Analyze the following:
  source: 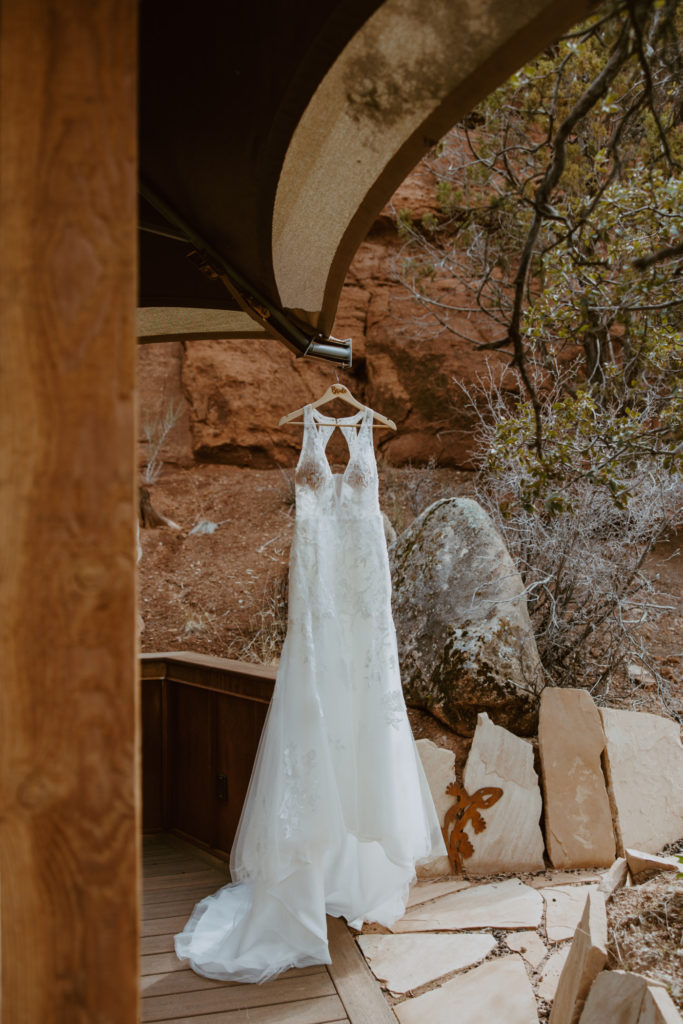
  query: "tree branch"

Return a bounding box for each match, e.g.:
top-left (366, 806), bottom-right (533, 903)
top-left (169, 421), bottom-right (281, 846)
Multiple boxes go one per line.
top-left (632, 239), bottom-right (683, 270)
top-left (508, 20), bottom-right (632, 456)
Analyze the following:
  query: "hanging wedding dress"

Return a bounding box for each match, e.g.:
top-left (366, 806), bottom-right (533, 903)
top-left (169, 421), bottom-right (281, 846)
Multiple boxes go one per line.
top-left (175, 404), bottom-right (445, 982)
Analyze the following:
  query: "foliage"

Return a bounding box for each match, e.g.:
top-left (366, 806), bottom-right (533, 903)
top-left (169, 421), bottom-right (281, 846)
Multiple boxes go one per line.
top-left (378, 456), bottom-right (454, 533)
top-left (395, 0), bottom-right (683, 693)
top-left (463, 363), bottom-right (682, 698)
top-left (397, 0), bottom-right (682, 467)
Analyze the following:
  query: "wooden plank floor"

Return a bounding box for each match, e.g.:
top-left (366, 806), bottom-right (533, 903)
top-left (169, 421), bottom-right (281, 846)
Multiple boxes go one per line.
top-left (141, 835), bottom-right (396, 1024)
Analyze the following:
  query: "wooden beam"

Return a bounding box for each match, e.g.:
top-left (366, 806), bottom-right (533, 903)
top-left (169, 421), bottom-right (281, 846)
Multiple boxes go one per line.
top-left (327, 917), bottom-right (397, 1024)
top-left (0, 1), bottom-right (139, 1021)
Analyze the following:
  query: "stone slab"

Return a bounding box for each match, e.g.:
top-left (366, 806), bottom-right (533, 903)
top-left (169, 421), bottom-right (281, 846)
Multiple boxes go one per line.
top-left (543, 885), bottom-right (599, 942)
top-left (625, 849), bottom-right (681, 881)
top-left (406, 878), bottom-right (471, 909)
top-left (392, 878), bottom-right (543, 933)
top-left (462, 712), bottom-right (545, 873)
top-left (357, 932), bottom-right (495, 993)
top-left (415, 739), bottom-right (456, 877)
top-left (537, 947), bottom-right (571, 1001)
top-left (505, 931), bottom-right (548, 968)
top-left (639, 985), bottom-right (683, 1024)
top-left (598, 858), bottom-right (628, 896)
top-left (527, 871), bottom-right (602, 889)
top-left (394, 954), bottom-right (538, 1024)
top-left (601, 708), bottom-right (683, 854)
top-left (578, 970), bottom-right (648, 1024)
top-left (539, 689), bottom-right (616, 869)
top-left (549, 889), bottom-right (607, 1024)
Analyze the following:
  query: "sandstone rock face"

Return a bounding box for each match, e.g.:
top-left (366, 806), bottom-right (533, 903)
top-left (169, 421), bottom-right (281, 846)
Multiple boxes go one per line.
top-left (137, 164), bottom-right (505, 471)
top-left (415, 738), bottom-right (456, 877)
top-left (549, 890), bottom-right (607, 1024)
top-left (600, 708), bottom-right (683, 855)
top-left (462, 712), bottom-right (545, 873)
top-left (181, 338), bottom-right (334, 467)
top-left (539, 689), bottom-right (616, 869)
top-left (390, 498), bottom-right (543, 737)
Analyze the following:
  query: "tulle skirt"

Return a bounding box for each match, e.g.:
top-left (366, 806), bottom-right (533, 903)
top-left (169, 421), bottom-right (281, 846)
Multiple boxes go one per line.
top-left (175, 518), bottom-right (445, 983)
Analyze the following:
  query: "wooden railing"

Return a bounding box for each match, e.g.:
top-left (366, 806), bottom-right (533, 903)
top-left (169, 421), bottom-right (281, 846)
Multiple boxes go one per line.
top-left (141, 652), bottom-right (276, 860)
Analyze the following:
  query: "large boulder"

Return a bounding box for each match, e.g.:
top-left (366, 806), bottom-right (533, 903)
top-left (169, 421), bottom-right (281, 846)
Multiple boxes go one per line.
top-left (389, 497), bottom-right (543, 736)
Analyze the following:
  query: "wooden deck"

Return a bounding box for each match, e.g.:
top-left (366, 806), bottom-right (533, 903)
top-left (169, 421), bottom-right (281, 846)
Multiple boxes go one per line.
top-left (142, 835), bottom-right (396, 1024)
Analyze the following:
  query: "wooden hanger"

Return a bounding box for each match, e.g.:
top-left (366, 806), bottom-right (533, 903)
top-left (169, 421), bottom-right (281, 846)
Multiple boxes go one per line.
top-left (278, 383), bottom-right (396, 430)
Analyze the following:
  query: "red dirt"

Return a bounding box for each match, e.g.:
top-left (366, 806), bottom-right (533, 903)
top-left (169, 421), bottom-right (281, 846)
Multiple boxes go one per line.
top-left (139, 461), bottom-right (682, 725)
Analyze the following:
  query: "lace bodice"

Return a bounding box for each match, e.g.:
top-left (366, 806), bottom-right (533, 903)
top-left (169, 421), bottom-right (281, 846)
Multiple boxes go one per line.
top-left (294, 405), bottom-right (378, 518)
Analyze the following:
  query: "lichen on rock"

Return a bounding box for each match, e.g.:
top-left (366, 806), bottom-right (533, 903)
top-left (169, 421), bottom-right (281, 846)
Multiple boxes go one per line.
top-left (389, 497), bottom-right (543, 736)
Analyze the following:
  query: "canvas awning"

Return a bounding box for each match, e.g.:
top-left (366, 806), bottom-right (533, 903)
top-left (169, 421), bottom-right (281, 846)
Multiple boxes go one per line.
top-left (138, 0), bottom-right (591, 364)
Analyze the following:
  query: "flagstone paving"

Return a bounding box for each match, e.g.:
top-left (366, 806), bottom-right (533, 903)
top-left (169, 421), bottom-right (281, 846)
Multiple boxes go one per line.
top-left (393, 954), bottom-right (539, 1024)
top-left (356, 870), bottom-right (613, 1023)
top-left (404, 877), bottom-right (471, 909)
top-left (504, 931), bottom-right (548, 969)
top-left (537, 947), bottom-right (570, 1001)
top-left (356, 861), bottom-right (683, 1023)
top-left (542, 884), bottom-right (599, 942)
top-left (357, 933), bottom-right (495, 994)
top-left (390, 878), bottom-right (543, 933)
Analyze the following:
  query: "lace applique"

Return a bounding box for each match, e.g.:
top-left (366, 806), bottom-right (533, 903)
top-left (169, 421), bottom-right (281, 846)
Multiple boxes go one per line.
top-left (344, 459), bottom-right (372, 490)
top-left (327, 733), bottom-right (347, 751)
top-left (381, 690), bottom-right (407, 729)
top-left (278, 745), bottom-right (319, 839)
top-left (295, 458), bottom-right (327, 491)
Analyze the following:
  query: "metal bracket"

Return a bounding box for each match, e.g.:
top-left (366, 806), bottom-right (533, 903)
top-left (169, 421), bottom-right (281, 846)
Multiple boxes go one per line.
top-left (139, 181), bottom-right (352, 366)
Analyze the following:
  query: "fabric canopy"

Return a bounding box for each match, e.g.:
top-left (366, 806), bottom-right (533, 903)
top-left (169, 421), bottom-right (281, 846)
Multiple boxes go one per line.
top-left (138, 0), bottom-right (589, 363)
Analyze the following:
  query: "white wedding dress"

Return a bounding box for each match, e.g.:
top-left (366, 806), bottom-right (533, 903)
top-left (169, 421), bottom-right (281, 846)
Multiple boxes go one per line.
top-left (175, 404), bottom-right (444, 982)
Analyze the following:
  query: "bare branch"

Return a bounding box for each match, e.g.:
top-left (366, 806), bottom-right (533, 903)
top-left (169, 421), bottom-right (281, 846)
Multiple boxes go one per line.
top-left (632, 239), bottom-right (683, 270)
top-left (625, 0), bottom-right (679, 168)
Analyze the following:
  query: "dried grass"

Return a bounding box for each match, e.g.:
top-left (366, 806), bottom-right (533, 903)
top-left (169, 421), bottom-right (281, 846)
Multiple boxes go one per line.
top-left (606, 874), bottom-right (683, 1010)
top-left (377, 458), bottom-right (473, 534)
top-left (224, 569), bottom-right (289, 666)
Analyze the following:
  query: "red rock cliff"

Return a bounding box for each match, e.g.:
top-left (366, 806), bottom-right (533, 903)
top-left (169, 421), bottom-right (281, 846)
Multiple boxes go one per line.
top-left (138, 161), bottom-right (502, 470)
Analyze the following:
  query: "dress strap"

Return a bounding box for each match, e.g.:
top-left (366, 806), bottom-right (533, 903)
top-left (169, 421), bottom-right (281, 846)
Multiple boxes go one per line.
top-left (301, 404), bottom-right (314, 445)
top-left (358, 404), bottom-right (373, 446)
top-left (363, 405), bottom-right (374, 431)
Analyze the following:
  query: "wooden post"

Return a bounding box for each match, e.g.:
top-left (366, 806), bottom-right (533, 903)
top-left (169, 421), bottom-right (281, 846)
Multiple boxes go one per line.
top-left (0, 2), bottom-right (139, 1021)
